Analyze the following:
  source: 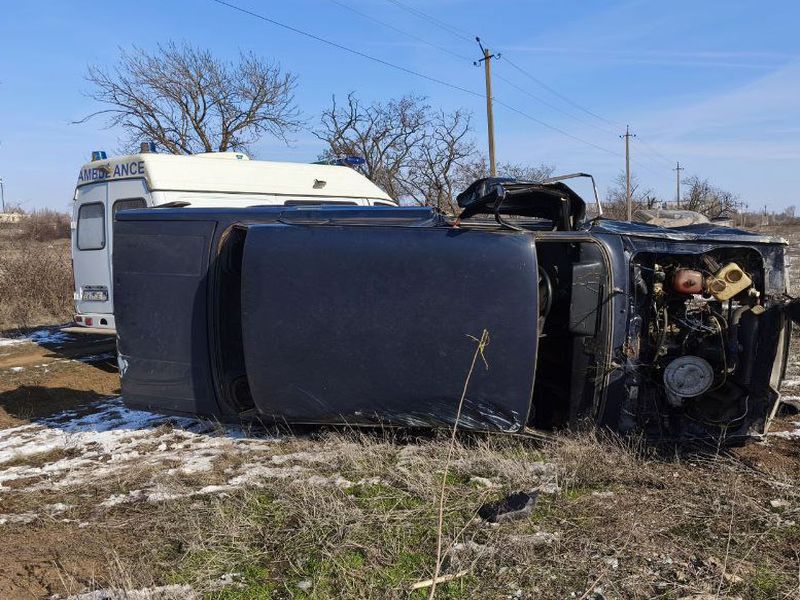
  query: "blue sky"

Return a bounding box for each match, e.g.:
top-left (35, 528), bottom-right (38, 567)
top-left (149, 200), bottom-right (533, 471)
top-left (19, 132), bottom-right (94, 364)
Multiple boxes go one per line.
top-left (1, 0), bottom-right (798, 211)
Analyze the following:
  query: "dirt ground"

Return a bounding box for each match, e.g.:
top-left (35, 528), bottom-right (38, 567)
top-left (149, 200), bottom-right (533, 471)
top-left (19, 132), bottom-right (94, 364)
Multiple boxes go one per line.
top-left (0, 326), bottom-right (798, 599)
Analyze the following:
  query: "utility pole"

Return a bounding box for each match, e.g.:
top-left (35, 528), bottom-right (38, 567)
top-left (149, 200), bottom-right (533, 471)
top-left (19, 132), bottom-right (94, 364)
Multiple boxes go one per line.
top-left (0, 177), bottom-right (4, 213)
top-left (620, 125), bottom-right (636, 220)
top-left (673, 161), bottom-right (684, 208)
top-left (474, 37), bottom-right (500, 177)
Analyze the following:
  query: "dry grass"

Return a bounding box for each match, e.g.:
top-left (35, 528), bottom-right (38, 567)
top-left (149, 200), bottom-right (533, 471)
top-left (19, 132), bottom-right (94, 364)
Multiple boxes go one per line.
top-left (48, 429), bottom-right (794, 600)
top-left (0, 446), bottom-right (81, 468)
top-left (0, 234), bottom-right (73, 331)
top-left (15, 209), bottom-right (71, 242)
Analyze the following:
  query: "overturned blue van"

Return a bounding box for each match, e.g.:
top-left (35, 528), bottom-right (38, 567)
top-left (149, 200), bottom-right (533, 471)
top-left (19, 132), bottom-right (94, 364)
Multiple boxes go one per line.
top-left (113, 178), bottom-right (794, 441)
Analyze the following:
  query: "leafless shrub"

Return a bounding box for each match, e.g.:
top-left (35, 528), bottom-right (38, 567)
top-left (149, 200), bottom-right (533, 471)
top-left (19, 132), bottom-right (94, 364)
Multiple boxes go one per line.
top-left (681, 175), bottom-right (742, 219)
top-left (0, 239), bottom-right (73, 330)
top-left (457, 155), bottom-right (555, 185)
top-left (603, 171), bottom-right (660, 220)
top-left (16, 209), bottom-right (70, 242)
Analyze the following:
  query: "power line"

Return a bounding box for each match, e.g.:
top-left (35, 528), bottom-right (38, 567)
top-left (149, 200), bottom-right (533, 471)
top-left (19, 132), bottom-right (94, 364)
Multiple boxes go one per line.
top-left (327, 0), bottom-right (472, 63)
top-left (504, 55), bottom-right (672, 168)
top-left (493, 99), bottom-right (619, 157)
top-left (378, 0), bottom-right (677, 168)
top-left (383, 0), bottom-right (474, 43)
top-left (635, 136), bottom-right (675, 167)
top-left (334, 0), bottom-right (616, 140)
top-left (631, 157), bottom-right (667, 177)
top-left (503, 56), bottom-right (620, 128)
top-left (494, 72), bottom-right (617, 136)
top-left (209, 0), bottom-right (481, 99)
top-left (499, 66), bottom-right (673, 171)
top-left (382, 0), bottom-right (619, 134)
top-left (381, 0), bottom-right (619, 131)
top-left (210, 0), bottom-right (622, 159)
top-left (502, 56), bottom-right (680, 169)
top-left (503, 56), bottom-right (678, 172)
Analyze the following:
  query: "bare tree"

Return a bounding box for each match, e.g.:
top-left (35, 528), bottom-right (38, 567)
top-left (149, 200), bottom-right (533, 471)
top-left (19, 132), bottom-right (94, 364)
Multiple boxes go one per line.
top-left (603, 171), bottom-right (660, 219)
top-left (681, 175), bottom-right (741, 219)
top-left (316, 93), bottom-right (558, 212)
top-left (777, 204), bottom-right (798, 225)
top-left (498, 162), bottom-right (555, 182)
top-left (456, 156), bottom-right (555, 187)
top-left (80, 42), bottom-right (301, 154)
top-left (316, 93), bottom-right (428, 200)
top-left (405, 109), bottom-right (476, 212)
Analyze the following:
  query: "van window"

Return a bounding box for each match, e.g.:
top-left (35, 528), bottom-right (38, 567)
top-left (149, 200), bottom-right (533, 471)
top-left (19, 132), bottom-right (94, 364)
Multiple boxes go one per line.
top-left (113, 197), bottom-right (147, 219)
top-left (77, 203), bottom-right (105, 250)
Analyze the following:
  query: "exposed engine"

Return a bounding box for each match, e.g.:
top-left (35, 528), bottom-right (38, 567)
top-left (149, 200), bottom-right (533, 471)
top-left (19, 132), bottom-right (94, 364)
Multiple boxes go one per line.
top-left (628, 249), bottom-right (772, 438)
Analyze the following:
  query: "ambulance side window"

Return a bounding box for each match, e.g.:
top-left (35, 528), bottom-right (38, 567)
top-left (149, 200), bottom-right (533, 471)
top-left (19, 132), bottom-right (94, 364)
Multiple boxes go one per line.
top-left (77, 202), bottom-right (105, 250)
top-left (112, 197), bottom-right (147, 220)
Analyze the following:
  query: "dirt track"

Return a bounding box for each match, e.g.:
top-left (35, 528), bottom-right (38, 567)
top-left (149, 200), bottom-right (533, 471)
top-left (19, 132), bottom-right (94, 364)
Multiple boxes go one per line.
top-left (0, 331), bottom-right (120, 597)
top-left (0, 331), bottom-right (118, 427)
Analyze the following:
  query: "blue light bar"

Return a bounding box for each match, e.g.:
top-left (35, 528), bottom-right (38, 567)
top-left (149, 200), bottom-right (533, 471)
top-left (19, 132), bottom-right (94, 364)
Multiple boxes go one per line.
top-left (91, 150), bottom-right (108, 161)
top-left (311, 155), bottom-right (367, 167)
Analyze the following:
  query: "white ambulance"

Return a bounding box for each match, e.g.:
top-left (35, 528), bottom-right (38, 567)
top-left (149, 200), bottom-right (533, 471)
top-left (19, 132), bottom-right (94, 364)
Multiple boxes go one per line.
top-left (71, 149), bottom-right (395, 333)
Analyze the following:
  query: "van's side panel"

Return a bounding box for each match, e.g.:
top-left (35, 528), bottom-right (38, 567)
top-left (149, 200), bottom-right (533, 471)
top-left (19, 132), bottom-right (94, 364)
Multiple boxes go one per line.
top-left (114, 219), bottom-right (219, 416)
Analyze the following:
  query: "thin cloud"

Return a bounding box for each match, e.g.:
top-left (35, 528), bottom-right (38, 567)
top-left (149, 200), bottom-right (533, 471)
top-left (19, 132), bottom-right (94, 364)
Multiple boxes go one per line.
top-left (502, 46), bottom-right (797, 69)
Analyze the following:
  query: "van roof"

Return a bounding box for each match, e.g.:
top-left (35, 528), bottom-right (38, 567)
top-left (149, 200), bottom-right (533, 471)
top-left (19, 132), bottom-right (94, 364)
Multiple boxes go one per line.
top-left (76, 153), bottom-right (392, 201)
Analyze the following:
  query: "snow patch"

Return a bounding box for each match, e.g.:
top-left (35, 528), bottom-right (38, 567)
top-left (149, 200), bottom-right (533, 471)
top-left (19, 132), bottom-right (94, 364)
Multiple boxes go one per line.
top-left (770, 420), bottom-right (800, 440)
top-left (0, 512), bottom-right (37, 525)
top-left (0, 398), bottom-right (279, 514)
top-left (0, 397), bottom-right (375, 518)
top-left (0, 328), bottom-right (73, 348)
top-left (55, 584), bottom-right (198, 600)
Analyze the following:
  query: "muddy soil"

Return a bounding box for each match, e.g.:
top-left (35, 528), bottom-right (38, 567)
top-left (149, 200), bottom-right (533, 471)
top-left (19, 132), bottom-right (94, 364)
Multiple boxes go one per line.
top-left (0, 331), bottom-right (120, 597)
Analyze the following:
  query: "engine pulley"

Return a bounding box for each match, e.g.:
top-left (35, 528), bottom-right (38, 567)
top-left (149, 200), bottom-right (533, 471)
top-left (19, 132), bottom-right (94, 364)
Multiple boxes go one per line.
top-left (663, 355), bottom-right (714, 398)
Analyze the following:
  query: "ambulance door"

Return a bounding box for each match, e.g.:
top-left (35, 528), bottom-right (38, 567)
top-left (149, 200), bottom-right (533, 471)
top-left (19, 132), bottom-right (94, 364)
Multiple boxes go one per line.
top-left (73, 182), bottom-right (111, 319)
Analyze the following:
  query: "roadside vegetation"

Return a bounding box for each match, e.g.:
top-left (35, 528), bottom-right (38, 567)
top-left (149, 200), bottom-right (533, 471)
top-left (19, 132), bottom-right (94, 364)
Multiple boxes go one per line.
top-left (4, 426), bottom-right (795, 599)
top-left (147, 431), bottom-right (799, 600)
top-left (0, 212), bottom-right (73, 331)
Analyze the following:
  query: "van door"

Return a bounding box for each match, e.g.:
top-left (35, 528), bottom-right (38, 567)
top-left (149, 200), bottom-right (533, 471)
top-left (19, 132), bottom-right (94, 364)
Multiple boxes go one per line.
top-left (73, 182), bottom-right (111, 319)
top-left (239, 224), bottom-right (540, 432)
